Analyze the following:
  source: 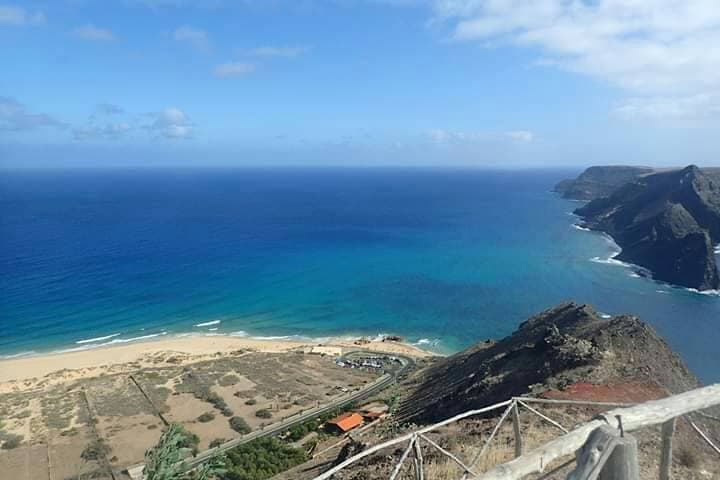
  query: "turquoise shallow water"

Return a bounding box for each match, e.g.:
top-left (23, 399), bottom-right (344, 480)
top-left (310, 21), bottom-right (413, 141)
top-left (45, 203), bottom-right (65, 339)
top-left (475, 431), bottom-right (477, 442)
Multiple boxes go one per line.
top-left (1, 168), bottom-right (718, 382)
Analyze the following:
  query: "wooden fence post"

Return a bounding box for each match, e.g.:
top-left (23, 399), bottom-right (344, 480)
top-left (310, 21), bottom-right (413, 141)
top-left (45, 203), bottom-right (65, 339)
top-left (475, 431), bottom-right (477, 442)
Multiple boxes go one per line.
top-left (659, 418), bottom-right (676, 480)
top-left (513, 401), bottom-right (523, 458)
top-left (414, 437), bottom-right (424, 480)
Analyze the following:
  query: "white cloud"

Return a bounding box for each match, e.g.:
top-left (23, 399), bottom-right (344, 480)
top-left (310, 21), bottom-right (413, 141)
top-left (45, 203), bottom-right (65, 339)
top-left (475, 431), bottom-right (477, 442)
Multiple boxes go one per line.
top-left (427, 128), bottom-right (535, 144)
top-left (433, 0), bottom-right (720, 120)
top-left (505, 130), bottom-right (534, 143)
top-left (173, 26), bottom-right (209, 50)
top-left (73, 24), bottom-right (115, 41)
top-left (74, 104), bottom-right (133, 140)
top-left (0, 5), bottom-right (45, 26)
top-left (214, 62), bottom-right (256, 78)
top-left (146, 108), bottom-right (194, 139)
top-left (248, 45), bottom-right (309, 58)
top-left (0, 96), bottom-right (67, 131)
top-left (614, 94), bottom-right (720, 120)
top-left (73, 122), bottom-right (132, 140)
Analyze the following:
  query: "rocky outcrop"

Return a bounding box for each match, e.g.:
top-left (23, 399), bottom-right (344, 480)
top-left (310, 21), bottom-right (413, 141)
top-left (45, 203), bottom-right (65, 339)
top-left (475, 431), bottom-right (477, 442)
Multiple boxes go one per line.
top-left (575, 165), bottom-right (720, 290)
top-left (554, 166), bottom-right (654, 200)
top-left (397, 302), bottom-right (699, 424)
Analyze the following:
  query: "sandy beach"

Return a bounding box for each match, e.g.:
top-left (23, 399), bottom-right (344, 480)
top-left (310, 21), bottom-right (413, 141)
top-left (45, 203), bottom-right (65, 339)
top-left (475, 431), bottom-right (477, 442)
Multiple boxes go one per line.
top-left (0, 334), bottom-right (432, 387)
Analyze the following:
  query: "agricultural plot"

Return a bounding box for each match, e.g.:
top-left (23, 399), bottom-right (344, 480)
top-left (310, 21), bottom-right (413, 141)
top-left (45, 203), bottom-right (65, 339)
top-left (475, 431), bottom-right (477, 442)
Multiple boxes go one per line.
top-left (0, 350), bottom-right (377, 479)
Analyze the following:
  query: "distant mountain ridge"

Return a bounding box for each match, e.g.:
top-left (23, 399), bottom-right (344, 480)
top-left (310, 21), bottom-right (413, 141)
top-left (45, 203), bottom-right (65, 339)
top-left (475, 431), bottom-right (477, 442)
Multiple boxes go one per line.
top-left (554, 165), bottom-right (654, 200)
top-left (557, 165), bottom-right (720, 291)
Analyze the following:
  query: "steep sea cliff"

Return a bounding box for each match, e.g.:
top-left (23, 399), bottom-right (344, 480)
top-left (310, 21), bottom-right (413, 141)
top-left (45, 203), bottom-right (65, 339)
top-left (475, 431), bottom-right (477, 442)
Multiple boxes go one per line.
top-left (559, 165), bottom-right (720, 291)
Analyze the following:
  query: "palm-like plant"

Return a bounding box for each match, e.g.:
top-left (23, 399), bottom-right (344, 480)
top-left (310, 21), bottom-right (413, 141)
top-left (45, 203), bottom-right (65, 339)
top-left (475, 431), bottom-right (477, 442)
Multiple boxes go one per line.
top-left (144, 424), bottom-right (225, 480)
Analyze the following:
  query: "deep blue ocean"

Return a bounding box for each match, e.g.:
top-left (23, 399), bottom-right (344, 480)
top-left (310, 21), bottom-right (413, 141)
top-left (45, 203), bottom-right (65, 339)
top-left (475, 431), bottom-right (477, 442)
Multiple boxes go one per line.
top-left (1, 168), bottom-right (718, 382)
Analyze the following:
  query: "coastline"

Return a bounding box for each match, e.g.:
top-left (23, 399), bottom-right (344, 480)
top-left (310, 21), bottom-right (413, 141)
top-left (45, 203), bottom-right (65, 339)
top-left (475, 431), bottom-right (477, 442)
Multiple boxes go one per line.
top-left (0, 333), bottom-right (433, 386)
top-left (572, 221), bottom-right (720, 296)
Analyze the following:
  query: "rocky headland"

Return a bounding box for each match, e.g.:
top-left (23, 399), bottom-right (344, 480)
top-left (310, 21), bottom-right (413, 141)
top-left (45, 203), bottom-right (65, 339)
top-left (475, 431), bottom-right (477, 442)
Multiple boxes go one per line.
top-left (397, 302), bottom-right (700, 424)
top-left (558, 165), bottom-right (720, 291)
top-left (554, 165), bottom-right (654, 200)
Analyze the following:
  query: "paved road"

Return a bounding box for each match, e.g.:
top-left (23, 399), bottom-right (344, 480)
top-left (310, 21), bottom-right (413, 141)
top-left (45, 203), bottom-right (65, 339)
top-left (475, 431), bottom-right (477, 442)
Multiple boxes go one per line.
top-left (126, 350), bottom-right (414, 479)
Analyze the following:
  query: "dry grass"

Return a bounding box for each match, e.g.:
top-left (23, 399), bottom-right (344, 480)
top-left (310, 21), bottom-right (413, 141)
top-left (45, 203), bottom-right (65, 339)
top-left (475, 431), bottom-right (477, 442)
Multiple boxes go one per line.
top-left (304, 401), bottom-right (720, 480)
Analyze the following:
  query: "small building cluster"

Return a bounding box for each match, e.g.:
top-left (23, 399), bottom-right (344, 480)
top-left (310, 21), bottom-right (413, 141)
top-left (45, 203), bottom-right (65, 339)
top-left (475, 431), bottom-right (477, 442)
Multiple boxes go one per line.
top-left (325, 412), bottom-right (364, 434)
top-left (325, 404), bottom-right (388, 434)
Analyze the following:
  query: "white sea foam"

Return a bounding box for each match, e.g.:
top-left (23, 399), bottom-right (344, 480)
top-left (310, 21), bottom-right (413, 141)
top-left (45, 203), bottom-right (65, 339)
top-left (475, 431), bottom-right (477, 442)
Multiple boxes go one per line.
top-left (414, 338), bottom-right (441, 347)
top-left (230, 330), bottom-right (248, 337)
top-left (54, 345), bottom-right (96, 354)
top-left (76, 333), bottom-right (121, 344)
top-left (599, 313), bottom-right (612, 319)
top-left (629, 272), bottom-right (641, 278)
top-left (0, 351), bottom-right (37, 359)
top-left (195, 320), bottom-right (221, 327)
top-left (252, 335), bottom-right (294, 340)
top-left (683, 287), bottom-right (720, 297)
top-left (590, 256), bottom-right (633, 268)
top-left (371, 332), bottom-right (391, 342)
top-left (715, 245), bottom-right (720, 254)
top-left (52, 332), bottom-right (169, 354)
top-left (572, 224), bottom-right (591, 232)
top-left (656, 290), bottom-right (669, 294)
top-left (100, 332), bottom-right (168, 346)
top-left (207, 328), bottom-right (218, 331)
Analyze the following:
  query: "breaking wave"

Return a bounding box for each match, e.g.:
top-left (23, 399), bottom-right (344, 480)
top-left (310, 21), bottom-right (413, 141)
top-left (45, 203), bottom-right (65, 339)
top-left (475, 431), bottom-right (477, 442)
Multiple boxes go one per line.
top-left (194, 320), bottom-right (221, 327)
top-left (76, 333), bottom-right (121, 344)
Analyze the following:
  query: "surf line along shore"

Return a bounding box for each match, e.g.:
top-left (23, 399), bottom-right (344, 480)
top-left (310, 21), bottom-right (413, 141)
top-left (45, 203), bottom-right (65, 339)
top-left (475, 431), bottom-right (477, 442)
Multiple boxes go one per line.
top-left (0, 334), bottom-right (432, 386)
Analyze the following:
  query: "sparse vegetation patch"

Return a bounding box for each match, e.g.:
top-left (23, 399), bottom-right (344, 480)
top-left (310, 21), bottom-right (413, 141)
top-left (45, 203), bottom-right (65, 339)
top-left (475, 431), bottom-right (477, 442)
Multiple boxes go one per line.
top-left (81, 439), bottom-right (112, 461)
top-left (229, 416), bottom-right (251, 435)
top-left (198, 412), bottom-right (215, 423)
top-left (1, 434), bottom-right (23, 450)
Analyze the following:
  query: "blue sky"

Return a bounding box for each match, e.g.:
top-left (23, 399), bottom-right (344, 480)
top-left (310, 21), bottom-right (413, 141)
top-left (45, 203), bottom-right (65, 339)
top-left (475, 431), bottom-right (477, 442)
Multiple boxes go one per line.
top-left (1, 1), bottom-right (719, 167)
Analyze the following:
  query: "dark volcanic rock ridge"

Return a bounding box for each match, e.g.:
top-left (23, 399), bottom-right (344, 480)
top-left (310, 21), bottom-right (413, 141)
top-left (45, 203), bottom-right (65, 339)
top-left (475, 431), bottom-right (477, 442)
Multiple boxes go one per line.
top-left (397, 302), bottom-right (700, 424)
top-left (574, 165), bottom-right (720, 290)
top-left (554, 166), bottom-right (654, 201)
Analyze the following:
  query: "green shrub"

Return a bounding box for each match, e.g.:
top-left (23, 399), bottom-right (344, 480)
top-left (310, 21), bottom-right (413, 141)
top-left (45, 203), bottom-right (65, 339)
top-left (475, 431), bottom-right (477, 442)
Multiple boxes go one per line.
top-left (255, 409), bottom-right (272, 419)
top-left (219, 374), bottom-right (240, 387)
top-left (207, 392), bottom-right (234, 417)
top-left (209, 438), bottom-right (227, 448)
top-left (144, 424), bottom-right (225, 480)
top-left (178, 428), bottom-right (200, 456)
top-left (198, 412), bottom-right (215, 423)
top-left (1, 434), bottom-right (22, 450)
top-left (244, 398), bottom-right (257, 406)
top-left (81, 440), bottom-right (111, 460)
top-left (229, 416), bottom-right (251, 435)
top-left (223, 437), bottom-right (308, 480)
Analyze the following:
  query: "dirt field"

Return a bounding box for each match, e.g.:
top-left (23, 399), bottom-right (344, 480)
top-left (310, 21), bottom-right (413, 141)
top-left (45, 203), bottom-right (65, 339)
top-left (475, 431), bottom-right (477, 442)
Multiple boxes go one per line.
top-left (0, 350), bottom-right (378, 480)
